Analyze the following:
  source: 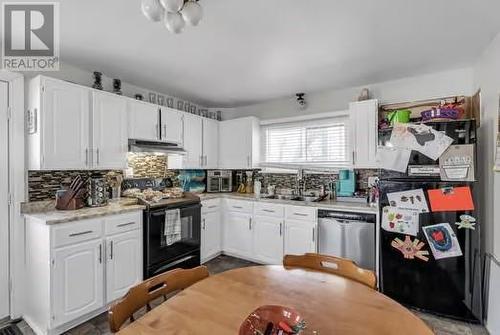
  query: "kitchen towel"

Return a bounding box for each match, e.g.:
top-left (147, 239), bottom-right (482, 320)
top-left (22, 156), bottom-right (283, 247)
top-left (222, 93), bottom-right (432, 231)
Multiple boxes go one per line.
top-left (427, 186), bottom-right (475, 212)
top-left (164, 209), bottom-right (181, 246)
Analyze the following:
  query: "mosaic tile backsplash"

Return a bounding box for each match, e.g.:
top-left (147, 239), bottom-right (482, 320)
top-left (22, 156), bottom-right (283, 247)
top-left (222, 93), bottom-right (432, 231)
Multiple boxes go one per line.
top-left (255, 169), bottom-right (378, 194)
top-left (28, 170), bottom-right (123, 201)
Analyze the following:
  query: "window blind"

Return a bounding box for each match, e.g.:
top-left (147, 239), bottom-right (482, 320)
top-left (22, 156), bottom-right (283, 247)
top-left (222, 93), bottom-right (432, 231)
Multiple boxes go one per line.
top-left (262, 117), bottom-right (350, 167)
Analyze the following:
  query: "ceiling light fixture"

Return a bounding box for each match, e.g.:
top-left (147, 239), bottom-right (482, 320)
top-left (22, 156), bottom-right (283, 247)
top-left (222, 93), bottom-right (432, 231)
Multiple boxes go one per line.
top-left (141, 0), bottom-right (203, 34)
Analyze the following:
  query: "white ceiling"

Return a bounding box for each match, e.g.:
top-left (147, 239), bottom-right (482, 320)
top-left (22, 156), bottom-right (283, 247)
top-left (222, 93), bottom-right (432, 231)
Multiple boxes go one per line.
top-left (55, 0), bottom-right (500, 107)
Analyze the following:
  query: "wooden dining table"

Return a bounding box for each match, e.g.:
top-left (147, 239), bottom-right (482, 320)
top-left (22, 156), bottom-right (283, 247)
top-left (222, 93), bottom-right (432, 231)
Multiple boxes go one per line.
top-left (117, 265), bottom-right (434, 335)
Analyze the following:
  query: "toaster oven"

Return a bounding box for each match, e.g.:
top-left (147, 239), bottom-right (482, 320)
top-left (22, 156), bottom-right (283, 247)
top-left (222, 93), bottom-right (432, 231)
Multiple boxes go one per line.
top-left (207, 170), bottom-right (232, 193)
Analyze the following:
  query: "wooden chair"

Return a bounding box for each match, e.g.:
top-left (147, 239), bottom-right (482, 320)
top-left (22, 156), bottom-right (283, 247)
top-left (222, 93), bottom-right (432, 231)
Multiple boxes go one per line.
top-left (108, 266), bottom-right (210, 332)
top-left (283, 253), bottom-right (377, 289)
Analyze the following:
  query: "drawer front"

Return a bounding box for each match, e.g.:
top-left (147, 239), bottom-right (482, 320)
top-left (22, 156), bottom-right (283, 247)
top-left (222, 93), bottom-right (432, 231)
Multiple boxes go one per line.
top-left (285, 205), bottom-right (317, 222)
top-left (253, 202), bottom-right (284, 218)
top-left (202, 198), bottom-right (221, 214)
top-left (105, 211), bottom-right (142, 236)
top-left (225, 199), bottom-right (253, 213)
top-left (52, 218), bottom-right (103, 248)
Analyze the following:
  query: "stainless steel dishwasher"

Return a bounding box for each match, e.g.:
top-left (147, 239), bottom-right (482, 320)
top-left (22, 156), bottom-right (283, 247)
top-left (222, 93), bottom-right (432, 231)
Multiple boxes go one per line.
top-left (318, 210), bottom-right (376, 271)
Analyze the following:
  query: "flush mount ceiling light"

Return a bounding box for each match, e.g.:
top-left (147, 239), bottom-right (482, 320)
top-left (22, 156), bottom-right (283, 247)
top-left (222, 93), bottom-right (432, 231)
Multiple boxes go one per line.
top-left (141, 0), bottom-right (203, 34)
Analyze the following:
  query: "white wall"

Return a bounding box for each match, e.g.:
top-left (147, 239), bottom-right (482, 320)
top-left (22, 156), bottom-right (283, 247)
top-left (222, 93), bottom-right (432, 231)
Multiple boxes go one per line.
top-left (474, 32), bottom-right (500, 335)
top-left (21, 62), bottom-right (208, 111)
top-left (222, 67), bottom-right (475, 120)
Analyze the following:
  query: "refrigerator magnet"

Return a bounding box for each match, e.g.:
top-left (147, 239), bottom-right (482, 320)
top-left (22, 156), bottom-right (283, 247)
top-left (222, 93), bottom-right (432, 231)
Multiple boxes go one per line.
top-left (455, 214), bottom-right (476, 230)
top-left (391, 235), bottom-right (430, 262)
top-left (422, 223), bottom-right (463, 260)
top-left (427, 186), bottom-right (474, 212)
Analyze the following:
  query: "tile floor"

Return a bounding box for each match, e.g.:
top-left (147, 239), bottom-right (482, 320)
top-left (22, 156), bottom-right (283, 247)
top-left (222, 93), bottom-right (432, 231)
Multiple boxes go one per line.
top-left (12, 255), bottom-right (488, 335)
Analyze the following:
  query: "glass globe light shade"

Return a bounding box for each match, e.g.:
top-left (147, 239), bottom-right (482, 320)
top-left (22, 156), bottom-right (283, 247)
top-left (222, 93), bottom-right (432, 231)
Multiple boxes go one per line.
top-left (181, 1), bottom-right (203, 26)
top-left (164, 11), bottom-right (186, 34)
top-left (141, 0), bottom-right (164, 22)
top-left (160, 0), bottom-right (184, 13)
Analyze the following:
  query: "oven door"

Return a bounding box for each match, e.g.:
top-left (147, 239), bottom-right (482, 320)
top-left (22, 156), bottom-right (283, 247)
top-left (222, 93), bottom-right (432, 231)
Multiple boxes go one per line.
top-left (220, 177), bottom-right (232, 192)
top-left (207, 177), bottom-right (221, 192)
top-left (146, 203), bottom-right (201, 270)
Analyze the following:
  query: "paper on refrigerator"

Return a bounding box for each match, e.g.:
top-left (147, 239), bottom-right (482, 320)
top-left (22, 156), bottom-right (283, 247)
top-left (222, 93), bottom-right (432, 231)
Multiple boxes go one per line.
top-left (381, 206), bottom-right (420, 236)
top-left (422, 223), bottom-right (463, 260)
top-left (387, 189), bottom-right (429, 213)
top-left (390, 123), bottom-right (453, 160)
top-left (376, 146), bottom-right (411, 173)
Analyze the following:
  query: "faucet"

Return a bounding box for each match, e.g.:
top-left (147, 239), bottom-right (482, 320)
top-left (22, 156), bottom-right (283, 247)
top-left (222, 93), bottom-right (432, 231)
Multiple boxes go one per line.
top-left (296, 168), bottom-right (305, 196)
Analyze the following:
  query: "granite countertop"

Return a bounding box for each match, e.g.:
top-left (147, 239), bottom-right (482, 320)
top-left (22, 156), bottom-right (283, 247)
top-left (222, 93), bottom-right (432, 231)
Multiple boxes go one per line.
top-left (198, 192), bottom-right (378, 214)
top-left (21, 198), bottom-right (146, 225)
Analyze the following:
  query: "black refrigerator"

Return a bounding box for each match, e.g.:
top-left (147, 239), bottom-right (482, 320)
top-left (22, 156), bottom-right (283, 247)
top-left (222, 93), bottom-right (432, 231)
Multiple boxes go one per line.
top-left (378, 120), bottom-right (483, 322)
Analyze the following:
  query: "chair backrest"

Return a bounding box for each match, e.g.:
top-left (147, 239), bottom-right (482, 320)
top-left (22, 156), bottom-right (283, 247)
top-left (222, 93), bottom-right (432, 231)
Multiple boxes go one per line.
top-left (283, 253), bottom-right (377, 289)
top-left (108, 265), bottom-right (210, 332)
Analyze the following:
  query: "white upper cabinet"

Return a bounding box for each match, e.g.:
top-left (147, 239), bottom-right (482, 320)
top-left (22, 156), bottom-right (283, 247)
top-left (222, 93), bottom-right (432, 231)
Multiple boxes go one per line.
top-left (127, 99), bottom-right (160, 142)
top-left (160, 107), bottom-right (183, 144)
top-left (92, 91), bottom-right (128, 169)
top-left (29, 76), bottom-right (91, 170)
top-left (349, 99), bottom-right (379, 168)
top-left (183, 113), bottom-right (203, 169)
top-left (219, 117), bottom-right (260, 169)
top-left (202, 118), bottom-right (219, 169)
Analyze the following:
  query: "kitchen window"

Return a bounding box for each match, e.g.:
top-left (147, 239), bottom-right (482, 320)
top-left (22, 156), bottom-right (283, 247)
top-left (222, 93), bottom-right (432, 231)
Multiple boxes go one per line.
top-left (261, 115), bottom-right (350, 168)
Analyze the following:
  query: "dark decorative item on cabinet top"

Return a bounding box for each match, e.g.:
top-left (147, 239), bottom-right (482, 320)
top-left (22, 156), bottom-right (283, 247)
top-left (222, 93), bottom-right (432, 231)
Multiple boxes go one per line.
top-left (189, 105), bottom-right (197, 114)
top-left (112, 79), bottom-right (122, 95)
top-left (157, 94), bottom-right (165, 106)
top-left (167, 97), bottom-right (174, 108)
top-left (177, 100), bottom-right (184, 111)
top-left (149, 92), bottom-right (157, 104)
top-left (92, 71), bottom-right (103, 90)
top-left (358, 88), bottom-right (370, 101)
top-left (134, 94), bottom-right (144, 101)
top-left (296, 93), bottom-right (307, 110)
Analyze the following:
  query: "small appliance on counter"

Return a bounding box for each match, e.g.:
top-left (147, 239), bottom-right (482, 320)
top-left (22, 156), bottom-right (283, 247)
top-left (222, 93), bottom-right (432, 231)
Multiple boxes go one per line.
top-left (335, 169), bottom-right (356, 197)
top-left (87, 175), bottom-right (108, 207)
top-left (206, 170), bottom-right (232, 193)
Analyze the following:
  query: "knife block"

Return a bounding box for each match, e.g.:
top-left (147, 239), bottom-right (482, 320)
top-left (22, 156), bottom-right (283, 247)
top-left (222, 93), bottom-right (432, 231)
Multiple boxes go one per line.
top-left (55, 195), bottom-right (85, 210)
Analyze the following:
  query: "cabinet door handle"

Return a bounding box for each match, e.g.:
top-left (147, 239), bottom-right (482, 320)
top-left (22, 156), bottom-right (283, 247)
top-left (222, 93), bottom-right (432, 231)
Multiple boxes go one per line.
top-left (293, 212), bottom-right (308, 217)
top-left (163, 124), bottom-right (167, 139)
top-left (312, 227), bottom-right (315, 242)
top-left (232, 205), bottom-right (243, 209)
top-left (85, 149), bottom-right (89, 167)
top-left (110, 241), bottom-right (114, 260)
top-left (98, 244), bottom-right (102, 264)
top-left (207, 205), bottom-right (217, 209)
top-left (248, 218), bottom-right (252, 230)
top-left (117, 222), bottom-right (135, 228)
top-left (155, 124), bottom-right (159, 140)
top-left (279, 222), bottom-right (283, 236)
top-left (352, 151), bottom-right (355, 164)
top-left (262, 209), bottom-right (275, 213)
top-left (69, 230), bottom-right (93, 237)
top-left (200, 155), bottom-right (203, 166)
top-left (204, 155), bottom-right (207, 166)
top-left (96, 148), bottom-right (100, 165)
top-left (202, 218), bottom-right (206, 230)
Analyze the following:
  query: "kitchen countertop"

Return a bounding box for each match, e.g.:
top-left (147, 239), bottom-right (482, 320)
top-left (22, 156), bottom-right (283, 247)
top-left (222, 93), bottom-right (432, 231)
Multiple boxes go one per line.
top-left (198, 192), bottom-right (378, 214)
top-left (21, 198), bottom-right (146, 225)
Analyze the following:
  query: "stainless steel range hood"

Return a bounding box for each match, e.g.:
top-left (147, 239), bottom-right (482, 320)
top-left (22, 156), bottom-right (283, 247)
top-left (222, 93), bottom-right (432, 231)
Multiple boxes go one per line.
top-left (128, 139), bottom-right (187, 155)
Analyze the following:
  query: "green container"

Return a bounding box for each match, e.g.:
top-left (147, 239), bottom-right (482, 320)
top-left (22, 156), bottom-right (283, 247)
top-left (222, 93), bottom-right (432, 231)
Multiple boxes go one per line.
top-left (387, 109), bottom-right (411, 126)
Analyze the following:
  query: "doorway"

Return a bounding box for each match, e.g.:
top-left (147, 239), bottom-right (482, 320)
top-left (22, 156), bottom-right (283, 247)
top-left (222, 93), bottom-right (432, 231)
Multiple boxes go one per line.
top-left (0, 80), bottom-right (9, 318)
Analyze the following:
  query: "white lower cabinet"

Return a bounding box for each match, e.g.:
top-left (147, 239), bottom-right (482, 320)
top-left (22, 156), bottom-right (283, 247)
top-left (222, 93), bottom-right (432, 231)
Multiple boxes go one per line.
top-left (284, 219), bottom-right (317, 255)
top-left (105, 230), bottom-right (142, 303)
top-left (223, 211), bottom-right (253, 258)
top-left (24, 211), bottom-right (142, 335)
top-left (252, 216), bottom-right (284, 264)
top-left (201, 208), bottom-right (222, 263)
top-left (53, 239), bottom-right (104, 327)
